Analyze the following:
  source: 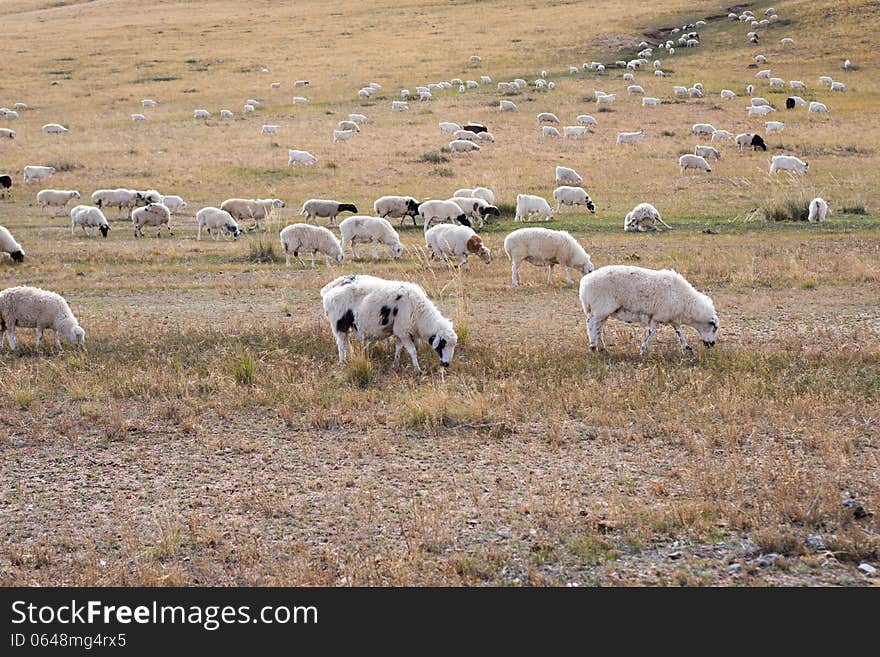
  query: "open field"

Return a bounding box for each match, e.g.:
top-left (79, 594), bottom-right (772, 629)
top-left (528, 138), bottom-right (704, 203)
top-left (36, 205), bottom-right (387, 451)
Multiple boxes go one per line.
top-left (1, 0), bottom-right (879, 585)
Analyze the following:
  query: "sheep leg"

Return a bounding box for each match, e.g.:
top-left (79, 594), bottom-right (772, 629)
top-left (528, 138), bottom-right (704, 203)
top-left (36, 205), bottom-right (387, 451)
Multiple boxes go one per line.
top-left (393, 340), bottom-right (403, 368)
top-left (459, 254), bottom-right (470, 271)
top-left (54, 331), bottom-right (61, 350)
top-left (334, 331), bottom-right (351, 363)
top-left (511, 261), bottom-right (521, 286)
top-left (197, 224), bottom-right (203, 240)
top-left (547, 264), bottom-right (555, 285)
top-left (166, 224), bottom-right (174, 237)
top-left (372, 241), bottom-right (379, 261)
top-left (399, 336), bottom-right (422, 374)
top-left (673, 325), bottom-right (694, 356)
top-left (323, 255), bottom-right (331, 267)
top-left (562, 265), bottom-right (574, 285)
top-left (310, 252), bottom-right (316, 268)
top-left (35, 327), bottom-right (43, 350)
top-left (5, 323), bottom-right (17, 352)
top-left (350, 243), bottom-right (360, 259)
top-left (285, 250), bottom-right (291, 267)
top-left (640, 320), bottom-right (659, 355)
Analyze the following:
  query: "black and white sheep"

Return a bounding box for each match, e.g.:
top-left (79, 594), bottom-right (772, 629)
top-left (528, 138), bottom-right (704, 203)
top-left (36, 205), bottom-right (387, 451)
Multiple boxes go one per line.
top-left (419, 200), bottom-right (470, 231)
top-left (0, 226), bottom-right (25, 262)
top-left (373, 195), bottom-right (421, 227)
top-left (70, 205), bottom-right (110, 238)
top-left (196, 207), bottom-right (241, 240)
top-left (449, 197), bottom-right (500, 228)
top-left (552, 186), bottom-right (596, 214)
top-left (300, 199), bottom-right (358, 226)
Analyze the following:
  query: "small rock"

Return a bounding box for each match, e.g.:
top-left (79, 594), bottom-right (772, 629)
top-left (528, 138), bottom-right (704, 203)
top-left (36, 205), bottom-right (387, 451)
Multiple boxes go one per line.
top-left (843, 499), bottom-right (870, 519)
top-left (727, 563), bottom-right (742, 574)
top-left (805, 534), bottom-right (826, 551)
top-left (858, 563), bottom-right (877, 576)
top-left (702, 228), bottom-right (717, 235)
top-left (756, 553), bottom-right (778, 568)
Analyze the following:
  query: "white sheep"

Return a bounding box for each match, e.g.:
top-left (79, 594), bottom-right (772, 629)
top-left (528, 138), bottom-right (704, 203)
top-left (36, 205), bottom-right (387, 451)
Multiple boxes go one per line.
top-left (339, 215), bottom-right (403, 260)
top-left (194, 109), bottom-right (211, 118)
top-left (765, 120), bottom-right (785, 133)
top-left (320, 274), bottom-right (457, 373)
top-left (623, 73), bottom-right (635, 82)
top-left (36, 189), bottom-right (81, 214)
top-left (419, 199), bottom-right (469, 231)
top-left (0, 286), bottom-right (85, 351)
top-left (788, 96), bottom-right (807, 108)
top-left (756, 69), bottom-right (771, 80)
top-left (616, 131), bottom-right (644, 144)
top-left (261, 124), bottom-right (280, 134)
top-left (333, 128), bottom-right (358, 142)
top-left (830, 81), bottom-right (846, 92)
top-left (692, 123), bottom-right (715, 136)
top-left (555, 166), bottom-right (583, 186)
top-left (769, 77), bottom-right (785, 87)
top-left (579, 265), bottom-right (718, 355)
top-left (439, 122), bottom-right (462, 133)
top-left (0, 128), bottom-right (15, 139)
top-left (338, 120), bottom-right (360, 133)
top-left (42, 124), bottom-right (69, 134)
top-left (654, 70), bottom-right (665, 78)
top-left (220, 198), bottom-right (285, 232)
top-left (449, 139), bottom-right (481, 155)
top-left (279, 223), bottom-right (344, 268)
top-left (642, 97), bottom-right (662, 107)
top-left (500, 100), bottom-right (517, 111)
top-left (2, 110), bottom-right (19, 120)
top-left (748, 105), bottom-right (775, 117)
top-left (453, 187), bottom-right (495, 204)
top-left (673, 86), bottom-right (689, 96)
top-left (537, 112), bottom-right (560, 124)
top-left (475, 131), bottom-right (494, 143)
top-left (0, 226), bottom-right (25, 262)
top-left (624, 202), bottom-right (671, 232)
top-left (142, 99), bottom-right (158, 107)
top-left (790, 80), bottom-right (806, 89)
top-left (819, 75), bottom-right (834, 86)
top-left (132, 203), bottom-right (172, 238)
top-left (196, 207), bottom-right (241, 241)
top-left (780, 38), bottom-right (794, 46)
top-left (425, 224), bottom-right (490, 270)
top-left (711, 130), bottom-right (734, 141)
top-left (843, 59), bottom-right (852, 70)
top-left (300, 199), bottom-right (358, 226)
top-left (809, 101), bottom-right (829, 114)
top-left (577, 115), bottom-right (597, 127)
top-left (595, 92), bottom-right (615, 105)
top-left (288, 149), bottom-right (318, 166)
top-left (294, 80), bottom-right (310, 88)
top-left (480, 75), bottom-right (491, 84)
top-left (679, 154), bottom-right (712, 174)
top-left (627, 85), bottom-right (645, 95)
top-left (292, 96), bottom-right (309, 104)
top-left (808, 197), bottom-right (828, 223)
top-left (769, 155), bottom-right (808, 174)
top-left (373, 195), bottom-right (421, 227)
top-left (453, 129), bottom-right (479, 142)
top-left (449, 197), bottom-right (500, 229)
top-left (694, 145), bottom-right (721, 160)
top-left (131, 114), bottom-right (146, 121)
top-left (514, 194), bottom-right (554, 222)
top-left (220, 109), bottom-right (234, 119)
top-left (391, 100), bottom-right (409, 111)
top-left (70, 205), bottom-right (110, 238)
top-left (564, 125), bottom-right (589, 139)
top-left (720, 89), bottom-right (737, 99)
top-left (349, 113), bottom-right (369, 124)
top-left (23, 166), bottom-right (55, 184)
top-left (553, 186), bottom-right (596, 214)
top-left (271, 82), bottom-right (281, 89)
top-left (503, 227), bottom-right (593, 286)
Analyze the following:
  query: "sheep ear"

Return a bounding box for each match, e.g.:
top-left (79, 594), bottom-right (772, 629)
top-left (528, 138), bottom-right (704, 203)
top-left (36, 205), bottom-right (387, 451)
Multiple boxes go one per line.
top-left (429, 334), bottom-right (439, 348)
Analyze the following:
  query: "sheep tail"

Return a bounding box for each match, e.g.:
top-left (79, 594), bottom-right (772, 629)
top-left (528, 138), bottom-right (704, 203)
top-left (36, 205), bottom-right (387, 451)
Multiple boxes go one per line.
top-left (657, 217), bottom-right (673, 230)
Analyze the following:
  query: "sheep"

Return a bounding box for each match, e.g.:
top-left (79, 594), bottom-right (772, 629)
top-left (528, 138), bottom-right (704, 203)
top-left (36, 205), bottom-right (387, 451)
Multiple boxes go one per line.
top-left (466, 80), bottom-right (479, 89)
top-left (755, 69), bottom-right (771, 80)
top-left (769, 77), bottom-right (785, 88)
top-left (751, 97), bottom-right (771, 108)
top-left (425, 224), bottom-right (490, 270)
top-left (0, 128), bottom-right (15, 139)
top-left (292, 96), bottom-right (309, 104)
top-left (765, 120), bottom-right (785, 133)
top-left (720, 89), bottom-right (737, 99)
top-left (553, 186), bottom-right (596, 214)
top-left (390, 100), bottom-right (409, 112)
top-left (449, 139), bottom-right (481, 155)
top-left (131, 113), bottom-right (146, 121)
top-left (419, 91), bottom-right (432, 101)
top-left (809, 101), bottom-right (829, 114)
top-left (400, 89), bottom-right (411, 99)
top-left (570, 66), bottom-right (580, 74)
top-left (497, 82), bottom-right (512, 92)
top-left (288, 149), bottom-right (318, 166)
top-left (220, 198), bottom-right (285, 232)
top-left (746, 84), bottom-right (755, 95)
top-left (748, 106), bottom-right (775, 117)
top-left (595, 93), bottom-right (615, 105)
top-left (142, 99), bottom-right (158, 107)
top-left (688, 87), bottom-right (704, 98)
top-left (439, 122), bottom-right (462, 134)
top-left (642, 97), bottom-right (662, 107)
top-left (673, 86), bottom-right (688, 96)
top-left (692, 123), bottom-right (715, 136)
top-left (339, 215), bottom-right (403, 260)
top-left (654, 70), bottom-right (665, 78)
top-left (819, 76), bottom-right (834, 86)
top-left (537, 112), bottom-right (560, 124)
top-left (349, 113), bottom-right (369, 124)
top-left (320, 274), bottom-right (457, 373)
top-left (480, 75), bottom-right (491, 84)
top-left (564, 125), bottom-right (589, 139)
top-left (453, 129), bottom-right (479, 142)
top-left (196, 207), bottom-right (241, 241)
top-left (475, 131), bottom-right (495, 143)
top-left (576, 115), bottom-right (597, 127)
top-left (0, 175), bottom-right (12, 198)
top-left (790, 80), bottom-right (806, 89)
top-left (194, 109), bottom-right (211, 118)
top-left (36, 189), bottom-right (81, 214)
top-left (579, 265), bottom-right (718, 356)
top-left (220, 109), bottom-right (234, 119)
top-left (514, 194), bottom-right (554, 223)
top-left (735, 133), bottom-right (768, 152)
top-left (0, 226), bottom-right (25, 262)
top-left (780, 37), bottom-right (794, 46)
top-left (453, 187), bottom-right (495, 204)
top-left (623, 73), bottom-right (635, 82)
top-left (616, 131), bottom-right (644, 145)
top-left (2, 110), bottom-right (19, 120)
top-left (333, 129), bottom-right (358, 143)
top-left (23, 166), bottom-right (55, 184)
top-left (294, 80), bottom-right (310, 87)
top-left (42, 123), bottom-right (69, 134)
top-left (374, 195), bottom-right (421, 227)
top-left (131, 203), bottom-right (172, 238)
top-left (0, 286), bottom-right (86, 352)
top-left (554, 166), bottom-right (583, 186)
top-left (449, 197), bottom-right (500, 228)
top-left (70, 205), bottom-right (110, 238)
top-left (300, 199), bottom-right (358, 227)
top-left (247, 99), bottom-right (261, 107)
top-left (500, 100), bottom-right (517, 111)
top-left (830, 81), bottom-right (846, 92)
top-left (755, 55), bottom-right (767, 64)
top-left (843, 59), bottom-right (852, 70)
top-left (160, 195), bottom-right (187, 214)
top-left (679, 154), bottom-right (711, 174)
top-left (271, 82), bottom-right (281, 89)
top-left (769, 155), bottom-right (808, 174)
top-left (627, 85), bottom-right (645, 95)
top-left (337, 120), bottom-right (360, 133)
top-left (711, 130), bottom-right (734, 141)
top-left (280, 223), bottom-right (344, 268)
top-left (419, 199), bottom-right (470, 231)
top-left (694, 145), bottom-right (721, 161)
top-left (135, 189), bottom-right (163, 207)
top-left (503, 227), bottom-right (592, 286)
top-left (808, 197), bottom-right (828, 223)
top-left (261, 124), bottom-right (280, 134)
top-left (244, 104), bottom-right (256, 113)
top-left (624, 202), bottom-right (671, 232)
top-left (786, 96), bottom-right (806, 109)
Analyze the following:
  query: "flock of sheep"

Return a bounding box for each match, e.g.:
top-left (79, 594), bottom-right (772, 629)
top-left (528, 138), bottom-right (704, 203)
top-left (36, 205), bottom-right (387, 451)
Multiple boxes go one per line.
top-left (0, 5), bottom-right (856, 369)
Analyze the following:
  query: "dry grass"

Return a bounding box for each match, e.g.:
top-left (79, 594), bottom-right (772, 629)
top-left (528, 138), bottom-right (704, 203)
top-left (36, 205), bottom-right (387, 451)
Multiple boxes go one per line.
top-left (0, 0), bottom-right (878, 586)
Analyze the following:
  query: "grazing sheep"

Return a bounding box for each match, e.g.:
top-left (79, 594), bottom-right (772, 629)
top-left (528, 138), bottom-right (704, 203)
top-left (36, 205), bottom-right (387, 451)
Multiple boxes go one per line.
top-left (419, 199), bottom-right (470, 231)
top-left (504, 227), bottom-right (593, 286)
top-left (339, 216), bottom-right (403, 260)
top-left (391, 100), bottom-right (409, 111)
top-left (624, 202), bottom-right (671, 232)
top-left (0, 286), bottom-right (85, 351)
top-left (555, 166), bottom-right (583, 186)
top-left (595, 92), bottom-right (616, 105)
top-left (271, 82), bottom-right (281, 89)
top-left (374, 195), bottom-right (421, 227)
top-left (466, 80), bottom-right (479, 89)
top-left (439, 122), bottom-right (462, 133)
top-left (449, 139), bottom-right (481, 155)
top-left (220, 198), bottom-right (285, 232)
top-left (462, 123), bottom-right (488, 134)
top-left (220, 109), bottom-right (233, 118)
top-left (830, 81), bottom-right (846, 92)
top-left (288, 149), bottom-right (318, 166)
top-left (500, 100), bottom-right (517, 111)
top-left (673, 86), bottom-right (689, 96)
top-left (142, 99), bottom-right (158, 107)
top-left (42, 123), bottom-right (69, 134)
top-left (36, 189), bottom-right (81, 214)
top-left (70, 205), bottom-right (110, 238)
top-left (720, 89), bottom-right (737, 99)
top-left (294, 80), bottom-right (310, 87)
top-left (843, 59), bottom-right (852, 70)
top-left (564, 125), bottom-right (590, 138)
top-left (756, 69), bottom-right (771, 80)
top-left (261, 124), bottom-right (280, 134)
top-left (642, 97), bottom-right (662, 107)
top-left (616, 131), bottom-right (644, 144)
top-left (790, 80), bottom-right (806, 89)
top-left (321, 274), bottom-right (457, 373)
top-left (23, 166), bottom-right (55, 183)
top-left (131, 113), bottom-right (146, 121)
top-left (765, 120), bottom-right (785, 133)
top-left (90, 189), bottom-right (136, 216)
top-left (300, 199), bottom-right (358, 226)
top-left (809, 101), bottom-right (829, 114)
top-left (692, 123), bottom-right (715, 136)
top-left (196, 207), bottom-right (240, 241)
top-left (679, 154), bottom-right (711, 174)
top-left (711, 130), bottom-right (734, 141)
top-left (453, 187), bottom-right (495, 206)
top-left (780, 37), bottom-right (794, 46)
top-left (735, 133), bottom-right (767, 152)
top-left (769, 155), bottom-right (808, 174)
top-left (453, 129), bottom-right (479, 142)
top-left (769, 77), bottom-right (785, 87)
top-left (553, 186), bottom-right (596, 214)
top-left (748, 105), bottom-right (775, 117)
top-left (654, 70), bottom-right (665, 78)
top-left (292, 96), bottom-right (309, 104)
top-left (0, 226), bottom-right (25, 262)
top-left (425, 224), bottom-right (490, 270)
top-left (623, 73), bottom-right (635, 82)
top-left (279, 223), bottom-right (344, 268)
top-left (480, 75), bottom-right (491, 84)
top-left (579, 265), bottom-right (718, 356)
top-left (694, 145), bottom-right (721, 160)
top-left (157, 195), bottom-right (186, 215)
top-left (194, 109), bottom-right (211, 118)
top-left (0, 175), bottom-right (12, 198)
top-left (0, 128), bottom-right (15, 139)
top-left (349, 113), bottom-right (369, 124)
top-left (338, 120), bottom-right (360, 132)
top-left (537, 112), bottom-right (560, 124)
top-left (541, 125), bottom-right (560, 138)
top-left (333, 128), bottom-right (358, 142)
top-left (475, 131), bottom-right (495, 143)
top-left (577, 115), bottom-right (598, 127)
top-left (514, 194), bottom-right (554, 223)
top-left (131, 203), bottom-right (172, 238)
top-left (2, 110), bottom-right (19, 120)
top-left (627, 85), bottom-right (645, 95)
top-left (449, 197), bottom-right (500, 229)
top-left (819, 76), bottom-right (833, 86)
top-left (808, 197), bottom-right (828, 223)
